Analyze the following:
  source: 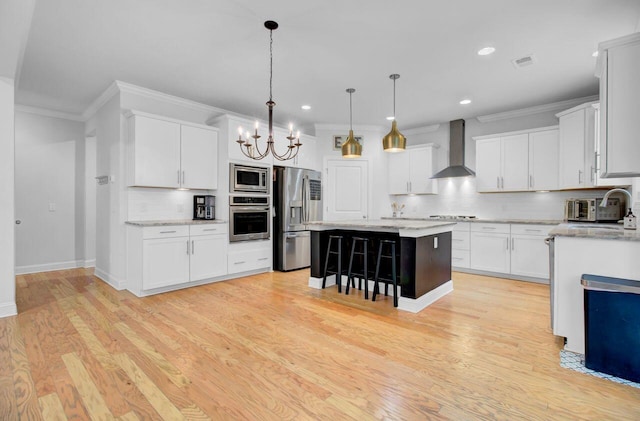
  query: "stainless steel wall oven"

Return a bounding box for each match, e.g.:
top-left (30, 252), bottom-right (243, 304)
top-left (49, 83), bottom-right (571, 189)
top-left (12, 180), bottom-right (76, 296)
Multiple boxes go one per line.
top-left (229, 196), bottom-right (271, 242)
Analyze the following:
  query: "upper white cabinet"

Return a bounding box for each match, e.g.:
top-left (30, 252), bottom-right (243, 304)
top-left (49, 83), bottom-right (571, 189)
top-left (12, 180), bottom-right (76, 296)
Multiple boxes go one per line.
top-left (596, 33), bottom-right (640, 178)
top-left (126, 111), bottom-right (219, 189)
top-left (475, 127), bottom-right (558, 193)
top-left (557, 102), bottom-right (596, 189)
top-left (388, 144), bottom-right (438, 195)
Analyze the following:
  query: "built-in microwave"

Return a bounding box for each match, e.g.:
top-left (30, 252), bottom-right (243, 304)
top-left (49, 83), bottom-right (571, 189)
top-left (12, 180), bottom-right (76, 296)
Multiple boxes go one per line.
top-left (230, 163), bottom-right (270, 194)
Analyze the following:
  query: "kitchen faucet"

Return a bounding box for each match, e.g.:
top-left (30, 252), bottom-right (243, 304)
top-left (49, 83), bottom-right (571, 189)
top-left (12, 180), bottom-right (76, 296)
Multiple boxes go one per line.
top-left (601, 188), bottom-right (636, 229)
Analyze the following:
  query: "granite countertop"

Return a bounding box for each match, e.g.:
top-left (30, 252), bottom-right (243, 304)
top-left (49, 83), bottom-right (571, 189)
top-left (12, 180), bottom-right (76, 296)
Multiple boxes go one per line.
top-left (306, 219), bottom-right (456, 230)
top-left (384, 216), bottom-right (562, 225)
top-left (126, 219), bottom-right (228, 227)
top-left (549, 223), bottom-right (640, 241)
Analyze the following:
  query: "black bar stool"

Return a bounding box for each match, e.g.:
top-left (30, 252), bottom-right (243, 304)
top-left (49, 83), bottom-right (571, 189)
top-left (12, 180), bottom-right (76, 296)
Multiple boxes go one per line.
top-left (322, 235), bottom-right (346, 292)
top-left (346, 236), bottom-right (371, 299)
top-left (373, 239), bottom-right (398, 307)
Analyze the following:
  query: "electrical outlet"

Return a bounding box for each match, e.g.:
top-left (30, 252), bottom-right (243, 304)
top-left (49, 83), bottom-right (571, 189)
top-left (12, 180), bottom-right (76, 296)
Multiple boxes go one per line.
top-left (48, 202), bottom-right (56, 212)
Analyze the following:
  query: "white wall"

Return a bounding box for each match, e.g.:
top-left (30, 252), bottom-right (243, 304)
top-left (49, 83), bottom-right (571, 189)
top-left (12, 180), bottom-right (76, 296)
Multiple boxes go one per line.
top-left (14, 111), bottom-right (86, 273)
top-left (0, 78), bottom-right (17, 317)
top-left (84, 136), bottom-right (96, 266)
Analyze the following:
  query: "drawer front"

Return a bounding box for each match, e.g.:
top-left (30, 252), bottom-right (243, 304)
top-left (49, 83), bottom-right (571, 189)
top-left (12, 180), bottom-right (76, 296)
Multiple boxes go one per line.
top-left (452, 231), bottom-right (470, 250)
top-left (190, 224), bottom-right (228, 236)
top-left (143, 225), bottom-right (189, 239)
top-left (470, 222), bottom-right (510, 234)
top-left (453, 222), bottom-right (470, 232)
top-left (509, 224), bottom-right (552, 236)
top-left (228, 248), bottom-right (272, 274)
top-left (452, 249), bottom-right (470, 268)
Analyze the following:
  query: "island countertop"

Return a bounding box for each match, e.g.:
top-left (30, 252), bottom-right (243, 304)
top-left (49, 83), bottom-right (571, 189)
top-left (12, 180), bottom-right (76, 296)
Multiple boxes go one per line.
top-left (306, 219), bottom-right (455, 238)
top-left (549, 223), bottom-right (640, 241)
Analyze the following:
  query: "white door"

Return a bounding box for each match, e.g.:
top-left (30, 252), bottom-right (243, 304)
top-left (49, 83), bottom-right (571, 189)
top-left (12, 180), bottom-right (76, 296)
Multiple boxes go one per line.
top-left (180, 125), bottom-right (218, 190)
top-left (510, 234), bottom-right (549, 278)
top-left (142, 237), bottom-right (190, 289)
top-left (190, 234), bottom-right (227, 281)
top-left (469, 232), bottom-right (510, 273)
top-left (324, 159), bottom-right (368, 220)
top-left (475, 138), bottom-right (502, 192)
top-left (529, 130), bottom-right (559, 191)
top-left (501, 134), bottom-right (529, 191)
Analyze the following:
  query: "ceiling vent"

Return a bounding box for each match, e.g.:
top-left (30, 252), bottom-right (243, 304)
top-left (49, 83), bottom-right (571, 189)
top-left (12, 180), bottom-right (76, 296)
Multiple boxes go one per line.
top-left (511, 54), bottom-right (536, 69)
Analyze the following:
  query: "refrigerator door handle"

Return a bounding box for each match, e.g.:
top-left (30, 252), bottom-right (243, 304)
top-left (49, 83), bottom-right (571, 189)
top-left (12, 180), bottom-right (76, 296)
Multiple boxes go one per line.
top-left (302, 175), bottom-right (309, 223)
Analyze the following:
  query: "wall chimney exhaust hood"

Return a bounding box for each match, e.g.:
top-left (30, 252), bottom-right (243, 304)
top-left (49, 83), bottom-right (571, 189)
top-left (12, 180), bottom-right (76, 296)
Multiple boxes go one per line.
top-left (431, 119), bottom-right (475, 179)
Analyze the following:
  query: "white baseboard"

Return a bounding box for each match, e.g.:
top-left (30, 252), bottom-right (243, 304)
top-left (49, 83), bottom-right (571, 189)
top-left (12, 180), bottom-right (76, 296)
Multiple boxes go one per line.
top-left (398, 280), bottom-right (454, 313)
top-left (83, 259), bottom-right (96, 268)
top-left (94, 267), bottom-right (126, 290)
top-left (0, 302), bottom-right (17, 318)
top-left (15, 260), bottom-right (83, 275)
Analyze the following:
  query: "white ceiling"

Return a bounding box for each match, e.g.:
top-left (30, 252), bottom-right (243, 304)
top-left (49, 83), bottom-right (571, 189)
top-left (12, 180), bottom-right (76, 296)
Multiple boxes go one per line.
top-left (16, 0), bottom-right (640, 131)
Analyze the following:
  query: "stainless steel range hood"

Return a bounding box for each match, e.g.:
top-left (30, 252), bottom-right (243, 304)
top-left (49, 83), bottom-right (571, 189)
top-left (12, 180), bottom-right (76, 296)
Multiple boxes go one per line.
top-left (431, 119), bottom-right (475, 178)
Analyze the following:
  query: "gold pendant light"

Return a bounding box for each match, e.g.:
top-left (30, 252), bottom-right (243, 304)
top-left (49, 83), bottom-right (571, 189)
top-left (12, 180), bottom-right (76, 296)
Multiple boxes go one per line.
top-left (382, 74), bottom-right (406, 152)
top-left (341, 88), bottom-right (362, 158)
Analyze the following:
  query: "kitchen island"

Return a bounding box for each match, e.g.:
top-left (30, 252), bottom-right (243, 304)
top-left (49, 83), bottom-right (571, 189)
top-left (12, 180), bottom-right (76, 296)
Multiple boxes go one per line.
top-left (306, 219), bottom-right (456, 312)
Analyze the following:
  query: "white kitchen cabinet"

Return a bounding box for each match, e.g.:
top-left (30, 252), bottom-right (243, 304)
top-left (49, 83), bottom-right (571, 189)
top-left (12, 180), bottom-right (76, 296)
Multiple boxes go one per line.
top-left (475, 135), bottom-right (528, 192)
top-left (126, 223), bottom-right (229, 296)
top-left (189, 225), bottom-right (227, 281)
top-left (596, 33), bottom-right (640, 178)
top-left (475, 127), bottom-right (559, 193)
top-left (469, 223), bottom-right (510, 273)
top-left (451, 222), bottom-right (470, 269)
top-left (227, 240), bottom-right (272, 275)
top-left (557, 103), bottom-right (596, 189)
top-left (592, 104), bottom-right (631, 187)
top-left (126, 111), bottom-right (219, 189)
top-left (388, 144), bottom-right (438, 195)
top-left (528, 129), bottom-right (559, 191)
top-left (509, 224), bottom-right (551, 279)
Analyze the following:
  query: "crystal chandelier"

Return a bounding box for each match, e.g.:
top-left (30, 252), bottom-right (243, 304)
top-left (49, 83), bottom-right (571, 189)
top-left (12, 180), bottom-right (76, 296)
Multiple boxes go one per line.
top-left (236, 20), bottom-right (302, 161)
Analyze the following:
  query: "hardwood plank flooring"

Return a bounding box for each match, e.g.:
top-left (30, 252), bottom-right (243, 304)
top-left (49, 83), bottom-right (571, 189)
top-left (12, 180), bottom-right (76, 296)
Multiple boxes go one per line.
top-left (1, 267), bottom-right (639, 420)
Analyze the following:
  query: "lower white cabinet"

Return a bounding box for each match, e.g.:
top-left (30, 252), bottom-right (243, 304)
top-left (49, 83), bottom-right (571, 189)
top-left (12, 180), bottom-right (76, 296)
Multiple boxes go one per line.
top-left (468, 223), bottom-right (552, 281)
top-left (451, 222), bottom-right (470, 269)
top-left (127, 223), bottom-right (228, 296)
top-left (470, 223), bottom-right (511, 273)
top-left (227, 240), bottom-right (272, 275)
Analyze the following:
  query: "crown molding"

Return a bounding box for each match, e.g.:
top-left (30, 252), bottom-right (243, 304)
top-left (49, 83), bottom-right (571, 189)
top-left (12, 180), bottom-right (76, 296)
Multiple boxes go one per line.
top-left (83, 80), bottom-right (229, 121)
top-left (15, 104), bottom-right (85, 122)
top-left (314, 123), bottom-right (384, 132)
top-left (476, 95), bottom-right (599, 123)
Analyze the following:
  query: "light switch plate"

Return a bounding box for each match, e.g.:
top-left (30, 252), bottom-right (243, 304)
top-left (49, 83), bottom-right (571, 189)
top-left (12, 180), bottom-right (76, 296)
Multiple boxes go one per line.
top-left (48, 202), bottom-right (56, 212)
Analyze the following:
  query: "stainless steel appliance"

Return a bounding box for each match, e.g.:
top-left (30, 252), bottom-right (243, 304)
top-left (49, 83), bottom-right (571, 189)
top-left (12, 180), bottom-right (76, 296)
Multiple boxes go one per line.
top-left (230, 163), bottom-right (270, 194)
top-left (564, 198), bottom-right (621, 222)
top-left (193, 195), bottom-right (215, 220)
top-left (229, 196), bottom-right (270, 242)
top-left (273, 166), bottom-right (322, 271)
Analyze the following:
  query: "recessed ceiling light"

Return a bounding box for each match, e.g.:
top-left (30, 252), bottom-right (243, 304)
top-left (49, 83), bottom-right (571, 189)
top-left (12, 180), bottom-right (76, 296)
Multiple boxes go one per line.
top-left (592, 51), bottom-right (599, 57)
top-left (301, 105), bottom-right (311, 110)
top-left (386, 116), bottom-right (395, 121)
top-left (477, 47), bottom-right (496, 56)
top-left (459, 99), bottom-right (472, 105)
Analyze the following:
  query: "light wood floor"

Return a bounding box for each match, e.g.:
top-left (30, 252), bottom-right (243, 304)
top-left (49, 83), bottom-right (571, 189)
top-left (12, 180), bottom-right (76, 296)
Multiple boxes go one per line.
top-left (2, 269), bottom-right (639, 420)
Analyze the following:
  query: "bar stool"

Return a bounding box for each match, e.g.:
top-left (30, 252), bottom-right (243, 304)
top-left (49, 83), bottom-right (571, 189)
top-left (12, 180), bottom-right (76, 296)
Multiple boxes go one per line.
top-left (322, 235), bottom-right (346, 293)
top-left (373, 239), bottom-right (398, 307)
top-left (346, 236), bottom-right (371, 299)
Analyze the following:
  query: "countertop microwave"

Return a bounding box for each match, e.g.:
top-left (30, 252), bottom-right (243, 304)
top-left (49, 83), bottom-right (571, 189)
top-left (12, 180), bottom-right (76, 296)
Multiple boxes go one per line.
top-left (565, 198), bottom-right (621, 222)
top-left (230, 163), bottom-right (270, 194)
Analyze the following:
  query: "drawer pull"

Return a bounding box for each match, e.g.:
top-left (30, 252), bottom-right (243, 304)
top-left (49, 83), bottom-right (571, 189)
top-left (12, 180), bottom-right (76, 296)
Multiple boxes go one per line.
top-left (525, 229), bottom-right (542, 232)
top-left (452, 257), bottom-right (463, 261)
top-left (452, 239), bottom-right (464, 242)
top-left (234, 261), bottom-right (246, 265)
top-left (203, 228), bottom-right (218, 232)
top-left (482, 227), bottom-right (496, 230)
top-left (160, 230), bottom-right (177, 234)
top-left (257, 257), bottom-right (269, 261)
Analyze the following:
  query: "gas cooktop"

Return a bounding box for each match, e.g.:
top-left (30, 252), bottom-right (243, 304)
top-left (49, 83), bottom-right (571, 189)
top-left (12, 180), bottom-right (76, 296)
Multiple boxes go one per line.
top-left (429, 215), bottom-right (478, 221)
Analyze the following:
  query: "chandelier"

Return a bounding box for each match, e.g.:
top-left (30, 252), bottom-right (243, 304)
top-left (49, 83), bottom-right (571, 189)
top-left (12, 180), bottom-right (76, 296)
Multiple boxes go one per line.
top-left (236, 20), bottom-right (302, 161)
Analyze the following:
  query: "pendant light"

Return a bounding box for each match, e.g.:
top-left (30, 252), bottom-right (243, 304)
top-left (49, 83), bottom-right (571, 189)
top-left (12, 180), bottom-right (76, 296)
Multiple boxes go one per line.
top-left (235, 20), bottom-right (302, 161)
top-left (341, 88), bottom-right (362, 158)
top-left (382, 74), bottom-right (406, 153)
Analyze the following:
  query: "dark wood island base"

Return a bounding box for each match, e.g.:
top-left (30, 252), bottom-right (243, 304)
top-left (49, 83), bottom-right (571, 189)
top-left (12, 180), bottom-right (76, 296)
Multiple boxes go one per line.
top-left (307, 219), bottom-right (455, 313)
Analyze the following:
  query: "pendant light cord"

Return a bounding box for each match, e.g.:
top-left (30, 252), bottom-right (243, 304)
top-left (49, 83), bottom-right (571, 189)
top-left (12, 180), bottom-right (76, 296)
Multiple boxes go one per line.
top-left (269, 29), bottom-right (273, 102)
top-left (393, 77), bottom-right (396, 118)
top-left (349, 90), bottom-right (353, 131)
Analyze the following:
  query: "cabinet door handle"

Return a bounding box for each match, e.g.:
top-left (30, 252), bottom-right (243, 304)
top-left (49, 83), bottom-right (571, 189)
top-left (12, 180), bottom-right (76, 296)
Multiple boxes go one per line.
top-left (203, 228), bottom-right (218, 232)
top-left (191, 240), bottom-right (194, 254)
top-left (258, 257), bottom-right (269, 261)
top-left (186, 240), bottom-right (190, 255)
top-left (234, 261), bottom-right (246, 265)
top-left (160, 230), bottom-right (177, 234)
top-left (482, 226), bottom-right (496, 230)
top-left (578, 170), bottom-right (583, 184)
top-left (177, 170), bottom-right (181, 185)
top-left (501, 177), bottom-right (504, 189)
top-left (525, 229), bottom-right (542, 233)
top-left (529, 175), bottom-right (533, 188)
top-left (511, 238), bottom-right (515, 250)
top-left (182, 171), bottom-right (185, 185)
top-left (497, 177), bottom-right (500, 189)
top-left (590, 166), bottom-right (595, 183)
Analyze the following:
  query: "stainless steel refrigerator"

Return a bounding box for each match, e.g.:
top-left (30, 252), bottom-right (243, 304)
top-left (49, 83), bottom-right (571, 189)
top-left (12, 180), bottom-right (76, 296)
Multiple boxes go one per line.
top-left (273, 166), bottom-right (322, 271)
